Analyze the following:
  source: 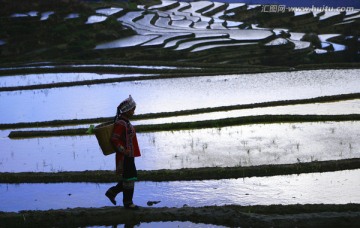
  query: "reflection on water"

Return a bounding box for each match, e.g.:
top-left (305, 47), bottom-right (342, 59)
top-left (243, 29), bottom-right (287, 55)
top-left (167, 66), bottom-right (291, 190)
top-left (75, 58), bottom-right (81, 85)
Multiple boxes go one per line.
top-left (0, 64), bottom-right (193, 71)
top-left (0, 134), bottom-right (112, 172)
top-left (1, 122), bottom-right (359, 172)
top-left (135, 99), bottom-right (360, 125)
top-left (138, 122), bottom-right (360, 170)
top-left (0, 69), bottom-right (359, 123)
top-left (0, 73), bottom-right (157, 87)
top-left (0, 169), bottom-right (359, 212)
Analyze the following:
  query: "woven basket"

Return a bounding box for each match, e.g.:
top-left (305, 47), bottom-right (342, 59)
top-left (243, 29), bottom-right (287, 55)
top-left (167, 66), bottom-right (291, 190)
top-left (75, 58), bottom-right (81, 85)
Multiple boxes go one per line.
top-left (94, 121), bottom-right (115, 155)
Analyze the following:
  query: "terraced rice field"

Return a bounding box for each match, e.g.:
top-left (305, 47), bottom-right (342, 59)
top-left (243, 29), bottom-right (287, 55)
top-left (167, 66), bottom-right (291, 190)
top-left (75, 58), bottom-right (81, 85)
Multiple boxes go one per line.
top-left (91, 0), bottom-right (360, 64)
top-left (0, 0), bottom-right (360, 227)
top-left (0, 64), bottom-right (359, 226)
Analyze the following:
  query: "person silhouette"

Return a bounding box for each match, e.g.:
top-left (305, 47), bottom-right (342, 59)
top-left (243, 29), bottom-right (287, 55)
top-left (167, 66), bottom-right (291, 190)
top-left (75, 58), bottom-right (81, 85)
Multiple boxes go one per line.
top-left (105, 95), bottom-right (141, 210)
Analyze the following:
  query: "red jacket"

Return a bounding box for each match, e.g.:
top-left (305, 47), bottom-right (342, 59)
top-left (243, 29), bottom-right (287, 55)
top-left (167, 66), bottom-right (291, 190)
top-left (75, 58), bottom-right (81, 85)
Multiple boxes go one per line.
top-left (110, 116), bottom-right (141, 171)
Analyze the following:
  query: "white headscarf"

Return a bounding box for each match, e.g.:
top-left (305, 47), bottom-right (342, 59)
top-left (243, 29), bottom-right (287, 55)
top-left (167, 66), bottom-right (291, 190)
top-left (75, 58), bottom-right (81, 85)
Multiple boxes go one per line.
top-left (118, 95), bottom-right (136, 114)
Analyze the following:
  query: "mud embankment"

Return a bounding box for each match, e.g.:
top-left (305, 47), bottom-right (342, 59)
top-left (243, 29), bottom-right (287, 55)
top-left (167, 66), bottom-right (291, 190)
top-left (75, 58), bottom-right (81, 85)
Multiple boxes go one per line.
top-left (0, 204), bottom-right (359, 227)
top-left (2, 93), bottom-right (360, 130)
top-left (7, 114), bottom-right (360, 138)
top-left (0, 158), bottom-right (359, 183)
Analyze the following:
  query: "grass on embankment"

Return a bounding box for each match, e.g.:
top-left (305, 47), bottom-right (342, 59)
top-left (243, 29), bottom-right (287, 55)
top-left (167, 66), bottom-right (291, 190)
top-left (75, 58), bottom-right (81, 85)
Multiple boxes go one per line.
top-left (0, 204), bottom-right (359, 228)
top-left (7, 114), bottom-right (360, 138)
top-left (0, 158), bottom-right (359, 183)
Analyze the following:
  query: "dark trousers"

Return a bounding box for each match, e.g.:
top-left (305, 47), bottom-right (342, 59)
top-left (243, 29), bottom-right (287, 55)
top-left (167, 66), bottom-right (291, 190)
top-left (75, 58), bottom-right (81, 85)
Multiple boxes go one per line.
top-left (107, 156), bottom-right (137, 206)
top-left (107, 180), bottom-right (135, 206)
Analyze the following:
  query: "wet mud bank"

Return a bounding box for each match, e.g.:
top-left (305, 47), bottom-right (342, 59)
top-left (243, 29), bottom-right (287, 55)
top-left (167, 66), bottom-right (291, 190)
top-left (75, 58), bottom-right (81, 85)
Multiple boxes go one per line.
top-left (0, 158), bottom-right (359, 183)
top-left (0, 204), bottom-right (359, 227)
top-left (7, 114), bottom-right (360, 138)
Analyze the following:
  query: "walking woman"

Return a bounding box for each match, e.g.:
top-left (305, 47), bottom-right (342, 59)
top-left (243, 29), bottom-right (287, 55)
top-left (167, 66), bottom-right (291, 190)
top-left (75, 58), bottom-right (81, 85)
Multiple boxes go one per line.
top-left (105, 95), bottom-right (141, 210)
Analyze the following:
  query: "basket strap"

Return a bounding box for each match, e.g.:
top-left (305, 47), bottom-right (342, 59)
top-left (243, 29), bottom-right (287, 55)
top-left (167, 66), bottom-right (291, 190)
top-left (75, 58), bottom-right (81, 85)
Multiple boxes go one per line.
top-left (114, 107), bottom-right (120, 123)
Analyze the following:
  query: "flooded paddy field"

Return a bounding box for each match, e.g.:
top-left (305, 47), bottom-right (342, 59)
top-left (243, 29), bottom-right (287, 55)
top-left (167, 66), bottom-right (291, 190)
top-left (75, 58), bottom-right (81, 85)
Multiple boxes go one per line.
top-left (1, 169), bottom-right (359, 212)
top-left (0, 56), bottom-right (359, 226)
top-left (0, 69), bottom-right (359, 123)
top-left (1, 0), bottom-right (360, 226)
top-left (0, 122), bottom-right (359, 172)
top-left (0, 72), bottom-right (159, 87)
top-left (0, 66), bottom-right (359, 227)
top-left (134, 99), bottom-right (360, 124)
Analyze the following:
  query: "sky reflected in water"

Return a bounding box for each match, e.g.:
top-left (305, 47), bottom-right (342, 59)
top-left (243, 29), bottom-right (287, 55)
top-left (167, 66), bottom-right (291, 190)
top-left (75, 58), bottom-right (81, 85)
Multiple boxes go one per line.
top-left (0, 73), bottom-right (157, 87)
top-left (0, 69), bottom-right (359, 123)
top-left (135, 99), bottom-right (360, 125)
top-left (0, 169), bottom-right (359, 212)
top-left (1, 122), bottom-right (359, 172)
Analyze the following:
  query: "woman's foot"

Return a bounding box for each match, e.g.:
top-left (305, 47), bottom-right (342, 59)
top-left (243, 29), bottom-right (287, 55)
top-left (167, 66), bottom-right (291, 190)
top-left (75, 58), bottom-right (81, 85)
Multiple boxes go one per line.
top-left (124, 203), bottom-right (139, 210)
top-left (105, 190), bottom-right (117, 205)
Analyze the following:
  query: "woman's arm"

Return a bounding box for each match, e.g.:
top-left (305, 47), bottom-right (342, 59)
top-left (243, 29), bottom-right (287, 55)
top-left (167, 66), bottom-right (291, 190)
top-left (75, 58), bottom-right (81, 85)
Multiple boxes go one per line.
top-left (110, 120), bottom-right (127, 154)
